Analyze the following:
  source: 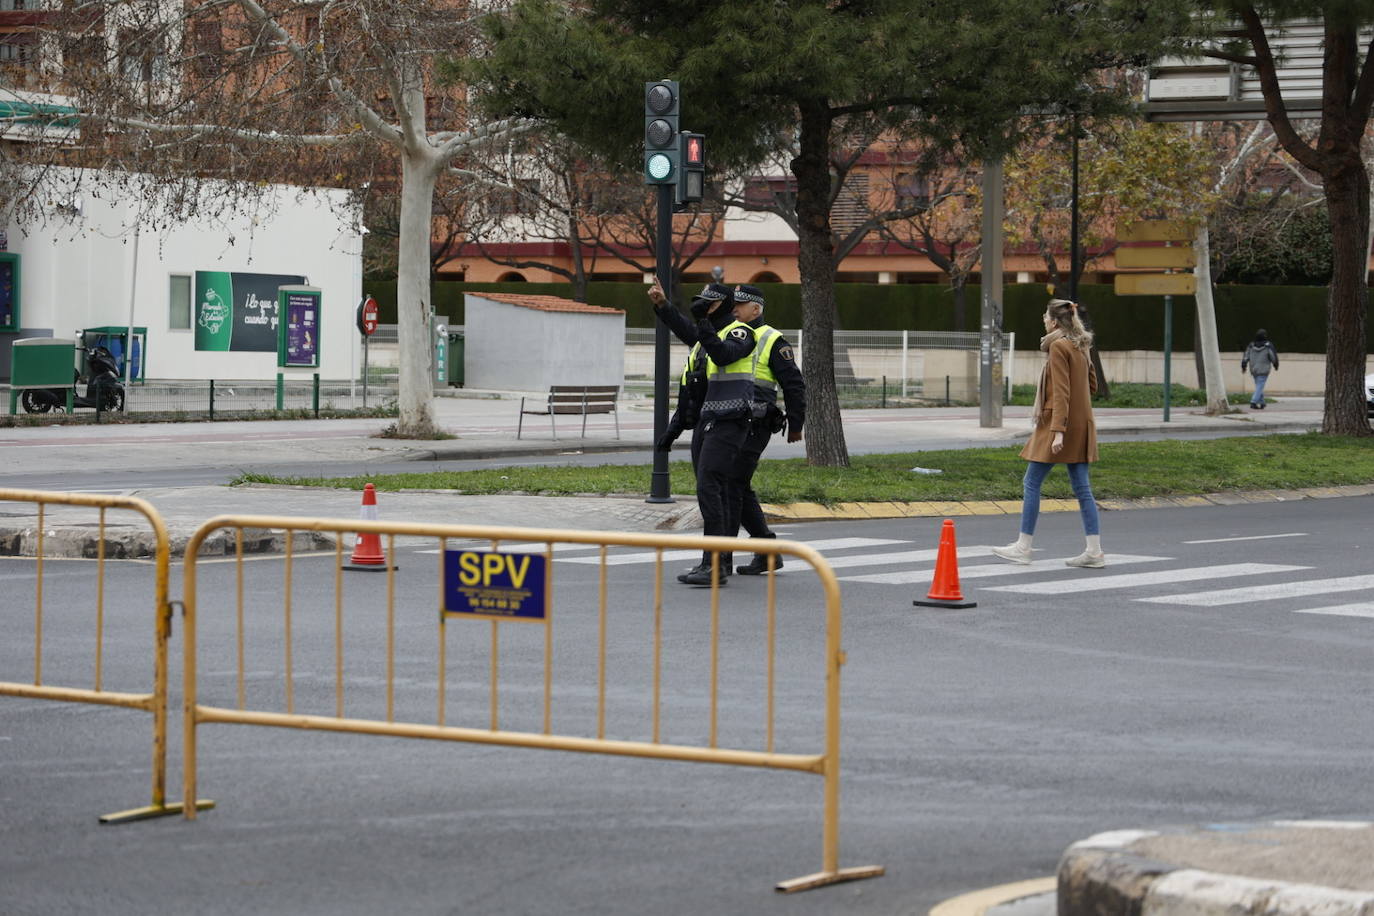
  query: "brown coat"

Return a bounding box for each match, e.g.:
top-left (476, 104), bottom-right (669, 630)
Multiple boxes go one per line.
top-left (1020, 337), bottom-right (1099, 463)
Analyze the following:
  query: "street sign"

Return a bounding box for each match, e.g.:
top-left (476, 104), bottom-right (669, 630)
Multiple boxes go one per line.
top-left (1117, 220), bottom-right (1193, 243)
top-left (1115, 245), bottom-right (1197, 269)
top-left (356, 295), bottom-right (379, 336)
top-left (1114, 273), bottom-right (1197, 296)
top-left (443, 549), bottom-right (548, 621)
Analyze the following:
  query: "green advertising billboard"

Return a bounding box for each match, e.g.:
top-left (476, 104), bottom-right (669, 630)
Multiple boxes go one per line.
top-left (195, 270), bottom-right (306, 351)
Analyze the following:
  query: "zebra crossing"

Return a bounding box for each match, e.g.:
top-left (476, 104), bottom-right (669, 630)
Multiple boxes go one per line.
top-left (428, 532), bottom-right (1373, 620)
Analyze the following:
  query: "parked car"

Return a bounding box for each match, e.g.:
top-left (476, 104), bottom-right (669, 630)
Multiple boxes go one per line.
top-left (1367, 372), bottom-right (1374, 417)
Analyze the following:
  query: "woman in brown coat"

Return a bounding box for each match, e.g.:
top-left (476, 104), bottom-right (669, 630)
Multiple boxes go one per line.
top-left (992, 298), bottom-right (1104, 568)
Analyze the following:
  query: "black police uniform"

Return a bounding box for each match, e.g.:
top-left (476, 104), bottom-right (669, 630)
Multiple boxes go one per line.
top-left (651, 285), bottom-right (734, 461)
top-left (732, 316), bottom-right (805, 575)
top-left (679, 309), bottom-right (757, 585)
top-left (652, 286), bottom-right (776, 551)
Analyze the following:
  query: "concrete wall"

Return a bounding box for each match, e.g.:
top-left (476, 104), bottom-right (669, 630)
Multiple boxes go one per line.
top-left (2, 169), bottom-right (361, 382)
top-left (463, 294), bottom-right (625, 390)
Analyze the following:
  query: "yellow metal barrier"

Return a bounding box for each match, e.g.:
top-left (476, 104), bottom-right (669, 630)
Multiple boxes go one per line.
top-left (0, 488), bottom-right (213, 823)
top-left (181, 514), bottom-right (883, 892)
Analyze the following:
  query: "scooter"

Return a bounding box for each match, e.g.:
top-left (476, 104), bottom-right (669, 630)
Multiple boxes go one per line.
top-left (20, 344), bottom-right (126, 414)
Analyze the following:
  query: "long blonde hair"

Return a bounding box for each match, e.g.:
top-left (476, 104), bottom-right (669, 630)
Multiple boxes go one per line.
top-left (1046, 298), bottom-right (1093, 352)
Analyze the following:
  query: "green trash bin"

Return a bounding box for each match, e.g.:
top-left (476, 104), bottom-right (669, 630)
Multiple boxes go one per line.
top-left (9, 338), bottom-right (77, 414)
top-left (447, 332), bottom-right (464, 387)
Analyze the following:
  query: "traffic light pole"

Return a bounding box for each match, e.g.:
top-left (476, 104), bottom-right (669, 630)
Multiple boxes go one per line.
top-left (647, 182), bottom-right (675, 503)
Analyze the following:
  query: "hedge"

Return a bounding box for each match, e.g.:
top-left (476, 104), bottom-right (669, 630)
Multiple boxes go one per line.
top-left (363, 281), bottom-right (1357, 353)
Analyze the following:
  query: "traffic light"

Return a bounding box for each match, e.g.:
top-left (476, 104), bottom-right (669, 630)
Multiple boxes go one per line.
top-left (644, 80), bottom-right (679, 185)
top-left (676, 132), bottom-right (705, 204)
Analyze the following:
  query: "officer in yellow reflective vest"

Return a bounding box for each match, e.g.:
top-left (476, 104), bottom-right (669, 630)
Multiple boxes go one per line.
top-left (675, 287), bottom-right (760, 586)
top-left (647, 281), bottom-right (735, 457)
top-left (725, 284), bottom-right (805, 576)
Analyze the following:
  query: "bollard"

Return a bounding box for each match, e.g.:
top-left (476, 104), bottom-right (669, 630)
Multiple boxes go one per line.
top-left (209, 379), bottom-right (215, 421)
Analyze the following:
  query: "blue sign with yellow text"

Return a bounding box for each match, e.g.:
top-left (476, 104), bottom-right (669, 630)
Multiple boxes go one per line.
top-left (443, 550), bottom-right (547, 621)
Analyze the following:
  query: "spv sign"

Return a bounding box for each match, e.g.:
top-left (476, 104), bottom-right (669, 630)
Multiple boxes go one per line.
top-left (443, 550), bottom-right (547, 621)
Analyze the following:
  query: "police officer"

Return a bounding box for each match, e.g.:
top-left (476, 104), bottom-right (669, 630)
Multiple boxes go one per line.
top-left (725, 285), bottom-right (805, 575)
top-left (647, 281), bottom-right (734, 463)
top-left (648, 280), bottom-right (756, 585)
top-left (661, 285), bottom-right (758, 586)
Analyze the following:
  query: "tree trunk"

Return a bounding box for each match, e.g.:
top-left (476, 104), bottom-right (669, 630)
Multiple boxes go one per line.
top-left (792, 101), bottom-right (849, 467)
top-left (568, 212), bottom-right (588, 302)
top-left (395, 148), bottom-right (440, 438)
top-left (1321, 159), bottom-right (1372, 436)
top-left (1192, 223), bottom-right (1230, 414)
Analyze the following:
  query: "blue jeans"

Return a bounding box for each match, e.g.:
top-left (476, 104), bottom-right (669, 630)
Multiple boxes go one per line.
top-left (1020, 460), bottom-right (1099, 536)
top-left (1251, 373), bottom-right (1268, 405)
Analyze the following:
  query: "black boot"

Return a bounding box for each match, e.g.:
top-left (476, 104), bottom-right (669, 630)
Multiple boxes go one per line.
top-left (678, 553), bottom-right (730, 586)
top-left (677, 563), bottom-right (710, 584)
top-left (679, 563), bottom-right (729, 587)
top-left (736, 534), bottom-right (781, 575)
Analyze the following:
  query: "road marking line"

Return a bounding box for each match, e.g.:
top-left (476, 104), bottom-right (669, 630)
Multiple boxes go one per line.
top-left (1139, 574), bottom-right (1374, 607)
top-left (984, 563), bottom-right (1307, 595)
top-left (840, 554), bottom-right (1169, 585)
top-left (1293, 604), bottom-right (1374, 619)
top-left (929, 876), bottom-right (1057, 916)
top-left (557, 536), bottom-right (910, 566)
top-left (825, 546), bottom-right (995, 570)
top-left (415, 542), bottom-right (602, 555)
top-left (1182, 532), bottom-right (1309, 544)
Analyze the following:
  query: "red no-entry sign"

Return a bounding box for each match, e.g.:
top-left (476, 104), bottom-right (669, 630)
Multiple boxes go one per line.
top-left (356, 295), bottom-right (379, 336)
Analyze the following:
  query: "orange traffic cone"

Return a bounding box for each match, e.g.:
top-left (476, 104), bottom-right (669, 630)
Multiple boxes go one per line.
top-left (913, 519), bottom-right (976, 608)
top-left (343, 483), bottom-right (395, 571)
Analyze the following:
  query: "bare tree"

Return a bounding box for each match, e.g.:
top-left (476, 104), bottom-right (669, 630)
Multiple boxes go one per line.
top-left (451, 132), bottom-right (627, 300)
top-left (31, 0), bottom-right (533, 436)
top-left (871, 155), bottom-right (984, 328)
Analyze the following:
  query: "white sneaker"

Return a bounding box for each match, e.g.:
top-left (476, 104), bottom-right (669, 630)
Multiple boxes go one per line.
top-left (991, 543), bottom-right (1032, 565)
top-left (1065, 550), bottom-right (1106, 569)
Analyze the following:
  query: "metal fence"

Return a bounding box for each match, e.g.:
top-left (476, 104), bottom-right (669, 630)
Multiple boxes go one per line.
top-left (0, 324), bottom-right (1011, 420)
top-left (0, 488), bottom-right (213, 823)
top-left (180, 513), bottom-right (883, 892)
top-left (1, 379), bottom-right (398, 421)
top-left (625, 328), bottom-right (1015, 406)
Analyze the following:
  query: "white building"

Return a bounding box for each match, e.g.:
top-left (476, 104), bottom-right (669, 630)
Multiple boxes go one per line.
top-left (0, 168), bottom-right (362, 382)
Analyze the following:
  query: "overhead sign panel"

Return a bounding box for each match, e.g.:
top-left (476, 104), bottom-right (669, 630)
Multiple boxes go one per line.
top-left (1142, 21), bottom-right (1374, 121)
top-left (1117, 220), bottom-right (1193, 243)
top-left (1114, 274), bottom-right (1197, 296)
top-left (1115, 246), bottom-right (1197, 269)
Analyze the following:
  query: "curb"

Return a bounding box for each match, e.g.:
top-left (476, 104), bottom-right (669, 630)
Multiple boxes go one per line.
top-left (1058, 822), bottom-right (1374, 916)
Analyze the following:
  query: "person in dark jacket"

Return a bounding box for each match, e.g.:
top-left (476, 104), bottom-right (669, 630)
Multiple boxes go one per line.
top-left (1241, 329), bottom-right (1279, 409)
top-left (648, 281), bottom-right (734, 461)
top-left (726, 284), bottom-right (805, 576)
top-left (646, 279), bottom-right (757, 585)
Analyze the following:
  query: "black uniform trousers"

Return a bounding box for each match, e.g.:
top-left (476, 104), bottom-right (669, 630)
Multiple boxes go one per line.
top-left (733, 420), bottom-right (775, 540)
top-left (691, 421), bottom-right (770, 541)
top-left (694, 417), bottom-right (751, 563)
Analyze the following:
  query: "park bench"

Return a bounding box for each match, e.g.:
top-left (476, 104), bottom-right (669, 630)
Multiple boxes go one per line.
top-left (517, 385), bottom-right (620, 440)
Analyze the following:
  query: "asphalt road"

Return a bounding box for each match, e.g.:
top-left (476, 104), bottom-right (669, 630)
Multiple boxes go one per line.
top-left (3, 496), bottom-right (1371, 914)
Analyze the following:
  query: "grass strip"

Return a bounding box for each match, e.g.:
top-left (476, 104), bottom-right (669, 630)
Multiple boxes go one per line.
top-left (232, 432), bottom-right (1374, 505)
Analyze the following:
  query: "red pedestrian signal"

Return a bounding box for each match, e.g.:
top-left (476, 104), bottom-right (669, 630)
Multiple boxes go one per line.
top-left (677, 132), bottom-right (705, 205)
